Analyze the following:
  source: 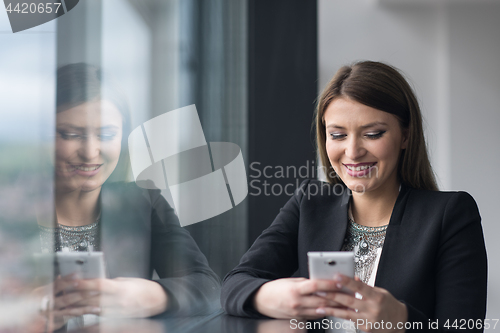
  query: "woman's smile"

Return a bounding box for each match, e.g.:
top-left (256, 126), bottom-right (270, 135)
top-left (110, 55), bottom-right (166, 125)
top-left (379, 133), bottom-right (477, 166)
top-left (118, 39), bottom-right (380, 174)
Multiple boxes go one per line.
top-left (343, 162), bottom-right (377, 177)
top-left (68, 163), bottom-right (104, 176)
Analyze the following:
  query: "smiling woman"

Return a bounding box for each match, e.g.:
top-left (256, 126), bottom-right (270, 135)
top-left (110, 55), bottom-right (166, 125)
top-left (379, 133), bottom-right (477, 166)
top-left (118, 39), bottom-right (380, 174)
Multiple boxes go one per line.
top-left (221, 61), bottom-right (487, 333)
top-left (33, 63), bottom-right (220, 330)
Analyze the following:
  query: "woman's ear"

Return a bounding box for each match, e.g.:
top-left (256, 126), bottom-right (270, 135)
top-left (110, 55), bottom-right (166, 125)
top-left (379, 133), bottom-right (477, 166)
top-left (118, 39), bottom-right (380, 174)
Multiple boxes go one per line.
top-left (401, 129), bottom-right (409, 150)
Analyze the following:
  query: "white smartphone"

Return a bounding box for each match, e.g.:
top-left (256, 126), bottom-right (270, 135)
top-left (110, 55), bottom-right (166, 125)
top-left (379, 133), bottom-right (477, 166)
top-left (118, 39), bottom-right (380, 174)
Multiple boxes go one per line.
top-left (308, 251), bottom-right (354, 294)
top-left (56, 252), bottom-right (106, 279)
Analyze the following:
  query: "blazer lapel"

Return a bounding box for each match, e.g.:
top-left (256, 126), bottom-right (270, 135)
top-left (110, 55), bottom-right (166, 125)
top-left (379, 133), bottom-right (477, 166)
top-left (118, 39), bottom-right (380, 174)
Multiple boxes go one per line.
top-left (309, 184), bottom-right (351, 252)
top-left (374, 183), bottom-right (412, 289)
top-left (299, 182), bottom-right (351, 277)
top-left (99, 183), bottom-right (152, 279)
top-left (330, 186), bottom-right (351, 251)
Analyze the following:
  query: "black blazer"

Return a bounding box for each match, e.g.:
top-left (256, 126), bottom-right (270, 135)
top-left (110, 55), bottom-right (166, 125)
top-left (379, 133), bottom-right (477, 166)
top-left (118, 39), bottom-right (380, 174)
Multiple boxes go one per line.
top-left (97, 182), bottom-right (221, 316)
top-left (221, 180), bottom-right (487, 332)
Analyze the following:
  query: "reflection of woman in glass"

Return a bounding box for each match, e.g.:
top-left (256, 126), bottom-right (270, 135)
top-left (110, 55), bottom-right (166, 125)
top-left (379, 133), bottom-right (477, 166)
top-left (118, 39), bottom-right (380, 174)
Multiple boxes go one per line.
top-left (37, 63), bottom-right (219, 328)
top-left (222, 61), bottom-right (487, 332)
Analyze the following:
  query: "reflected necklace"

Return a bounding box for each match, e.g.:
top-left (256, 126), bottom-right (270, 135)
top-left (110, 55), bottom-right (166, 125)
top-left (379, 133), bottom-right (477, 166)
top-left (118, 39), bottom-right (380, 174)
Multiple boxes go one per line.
top-left (38, 215), bottom-right (101, 252)
top-left (341, 205), bottom-right (388, 284)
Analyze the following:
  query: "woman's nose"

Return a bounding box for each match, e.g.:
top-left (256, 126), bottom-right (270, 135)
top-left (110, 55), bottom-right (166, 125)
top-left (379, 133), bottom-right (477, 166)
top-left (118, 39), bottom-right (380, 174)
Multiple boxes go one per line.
top-left (78, 134), bottom-right (100, 161)
top-left (345, 136), bottom-right (366, 160)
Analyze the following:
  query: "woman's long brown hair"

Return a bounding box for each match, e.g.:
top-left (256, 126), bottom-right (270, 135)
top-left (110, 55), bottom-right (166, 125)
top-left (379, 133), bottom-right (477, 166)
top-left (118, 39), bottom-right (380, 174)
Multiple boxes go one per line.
top-left (315, 61), bottom-right (438, 191)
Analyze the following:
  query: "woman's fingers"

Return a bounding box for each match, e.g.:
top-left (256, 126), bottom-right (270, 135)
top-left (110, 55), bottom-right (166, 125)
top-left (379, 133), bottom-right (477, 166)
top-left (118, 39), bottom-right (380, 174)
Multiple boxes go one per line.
top-left (53, 291), bottom-right (100, 310)
top-left (334, 274), bottom-right (373, 298)
top-left (297, 279), bottom-right (342, 295)
top-left (319, 306), bottom-right (362, 322)
top-left (294, 279), bottom-right (354, 313)
top-left (299, 295), bottom-right (347, 309)
top-left (52, 305), bottom-right (101, 317)
top-left (316, 291), bottom-right (352, 303)
top-left (329, 291), bottom-right (367, 312)
top-left (70, 295), bottom-right (102, 308)
top-left (53, 274), bottom-right (79, 295)
top-left (65, 278), bottom-right (117, 294)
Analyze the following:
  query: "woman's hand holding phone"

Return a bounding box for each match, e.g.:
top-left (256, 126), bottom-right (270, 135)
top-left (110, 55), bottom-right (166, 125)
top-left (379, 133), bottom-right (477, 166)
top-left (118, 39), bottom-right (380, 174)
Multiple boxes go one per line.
top-left (32, 275), bottom-right (168, 333)
top-left (30, 274), bottom-right (99, 332)
top-left (317, 274), bottom-right (408, 333)
top-left (55, 277), bottom-right (169, 318)
top-left (252, 277), bottom-right (348, 319)
top-left (253, 275), bottom-right (408, 333)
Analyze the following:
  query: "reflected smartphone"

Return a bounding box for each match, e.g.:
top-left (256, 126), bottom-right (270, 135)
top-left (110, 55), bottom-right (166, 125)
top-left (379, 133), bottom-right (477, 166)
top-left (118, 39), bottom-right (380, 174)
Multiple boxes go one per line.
top-left (56, 252), bottom-right (106, 279)
top-left (308, 251), bottom-right (354, 294)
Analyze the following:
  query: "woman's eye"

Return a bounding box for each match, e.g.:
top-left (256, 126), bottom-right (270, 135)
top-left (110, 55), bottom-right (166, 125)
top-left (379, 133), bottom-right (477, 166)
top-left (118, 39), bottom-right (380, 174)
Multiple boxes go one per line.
top-left (365, 131), bottom-right (386, 139)
top-left (329, 133), bottom-right (346, 140)
top-left (99, 133), bottom-right (117, 141)
top-left (59, 132), bottom-right (80, 140)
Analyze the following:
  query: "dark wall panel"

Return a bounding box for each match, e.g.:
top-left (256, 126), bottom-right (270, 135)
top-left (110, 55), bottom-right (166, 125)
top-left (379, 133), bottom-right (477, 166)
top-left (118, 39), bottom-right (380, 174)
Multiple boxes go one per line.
top-left (248, 0), bottom-right (318, 245)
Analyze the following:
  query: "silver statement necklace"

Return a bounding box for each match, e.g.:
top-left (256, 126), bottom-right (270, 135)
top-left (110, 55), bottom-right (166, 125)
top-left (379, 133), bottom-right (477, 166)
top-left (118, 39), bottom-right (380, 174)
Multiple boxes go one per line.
top-left (341, 204), bottom-right (388, 284)
top-left (38, 215), bottom-right (101, 252)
